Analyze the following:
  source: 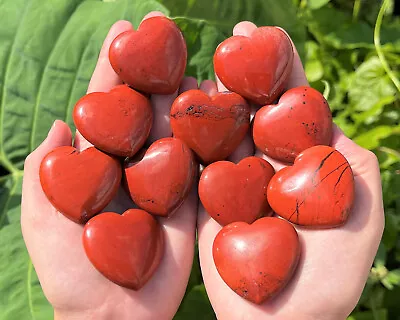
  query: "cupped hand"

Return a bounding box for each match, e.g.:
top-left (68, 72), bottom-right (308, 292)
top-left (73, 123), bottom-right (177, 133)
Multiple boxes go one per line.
top-left (198, 21), bottom-right (384, 320)
top-left (21, 12), bottom-right (198, 320)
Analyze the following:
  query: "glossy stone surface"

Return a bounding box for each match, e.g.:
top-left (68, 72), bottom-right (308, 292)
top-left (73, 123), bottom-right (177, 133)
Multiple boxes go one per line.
top-left (199, 157), bottom-right (274, 226)
top-left (124, 138), bottom-right (195, 217)
top-left (83, 209), bottom-right (164, 290)
top-left (214, 27), bottom-right (293, 105)
top-left (40, 146), bottom-right (121, 224)
top-left (253, 86), bottom-right (333, 163)
top-left (109, 16), bottom-right (187, 95)
top-left (170, 89), bottom-right (250, 164)
top-left (267, 146), bottom-right (354, 227)
top-left (73, 85), bottom-right (152, 157)
top-left (213, 217), bottom-right (300, 304)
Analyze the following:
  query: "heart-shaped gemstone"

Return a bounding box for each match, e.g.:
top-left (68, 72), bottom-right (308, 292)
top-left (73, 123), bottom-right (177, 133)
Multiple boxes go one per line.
top-left (109, 16), bottom-right (187, 94)
top-left (73, 85), bottom-right (152, 157)
top-left (199, 157), bottom-right (274, 225)
top-left (40, 146), bottom-right (121, 223)
top-left (170, 89), bottom-right (250, 164)
top-left (83, 209), bottom-right (164, 290)
top-left (214, 26), bottom-right (293, 105)
top-left (253, 86), bottom-right (333, 163)
top-left (124, 138), bottom-right (196, 217)
top-left (213, 217), bottom-right (300, 304)
top-left (267, 145), bottom-right (354, 227)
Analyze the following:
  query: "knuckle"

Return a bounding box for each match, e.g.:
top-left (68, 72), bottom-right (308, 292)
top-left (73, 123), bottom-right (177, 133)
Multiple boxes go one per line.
top-left (364, 149), bottom-right (379, 167)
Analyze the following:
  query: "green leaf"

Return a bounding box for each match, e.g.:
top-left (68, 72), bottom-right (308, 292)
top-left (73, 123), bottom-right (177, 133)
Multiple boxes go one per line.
top-left (307, 5), bottom-right (400, 51)
top-left (173, 17), bottom-right (225, 82)
top-left (348, 56), bottom-right (396, 112)
top-left (353, 125), bottom-right (400, 150)
top-left (0, 0), bottom-right (169, 171)
top-left (174, 285), bottom-right (215, 320)
top-left (348, 309), bottom-right (388, 320)
top-left (382, 269), bottom-right (400, 290)
top-left (304, 41), bottom-right (324, 82)
top-left (160, 0), bottom-right (306, 59)
top-left (382, 212), bottom-right (399, 251)
top-left (0, 174), bottom-right (52, 320)
top-left (307, 0), bottom-right (330, 10)
top-left (352, 96), bottom-right (396, 126)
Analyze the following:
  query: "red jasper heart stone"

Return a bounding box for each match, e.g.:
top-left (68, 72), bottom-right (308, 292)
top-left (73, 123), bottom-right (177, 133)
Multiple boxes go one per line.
top-left (267, 145), bottom-right (354, 227)
top-left (214, 26), bottom-right (293, 105)
top-left (199, 157), bottom-right (274, 226)
top-left (40, 146), bottom-right (121, 223)
top-left (109, 16), bottom-right (187, 94)
top-left (170, 89), bottom-right (250, 164)
top-left (73, 85), bottom-right (152, 157)
top-left (213, 217), bottom-right (300, 304)
top-left (83, 209), bottom-right (164, 290)
top-left (124, 137), bottom-right (196, 217)
top-left (253, 86), bottom-right (333, 163)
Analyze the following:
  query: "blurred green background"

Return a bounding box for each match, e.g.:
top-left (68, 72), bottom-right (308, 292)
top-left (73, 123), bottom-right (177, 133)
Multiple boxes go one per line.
top-left (0, 0), bottom-right (399, 319)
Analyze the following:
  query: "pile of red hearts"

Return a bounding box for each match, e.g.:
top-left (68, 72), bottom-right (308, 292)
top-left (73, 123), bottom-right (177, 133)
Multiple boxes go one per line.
top-left (39, 16), bottom-right (355, 303)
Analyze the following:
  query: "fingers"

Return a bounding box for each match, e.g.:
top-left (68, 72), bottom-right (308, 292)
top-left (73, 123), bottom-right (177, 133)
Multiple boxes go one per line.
top-left (143, 10), bottom-right (171, 144)
top-left (331, 124), bottom-right (379, 177)
top-left (215, 21), bottom-right (256, 92)
top-left (199, 80), bottom-right (217, 96)
top-left (147, 92), bottom-right (178, 144)
top-left (276, 27), bottom-right (309, 89)
top-left (23, 120), bottom-right (72, 203)
top-left (216, 22), bottom-right (258, 162)
top-left (87, 20), bottom-right (133, 94)
top-left (148, 77), bottom-right (198, 144)
top-left (179, 76), bottom-right (198, 94)
top-left (141, 11), bottom-right (165, 22)
top-left (74, 20), bottom-right (133, 151)
top-left (254, 149), bottom-right (288, 172)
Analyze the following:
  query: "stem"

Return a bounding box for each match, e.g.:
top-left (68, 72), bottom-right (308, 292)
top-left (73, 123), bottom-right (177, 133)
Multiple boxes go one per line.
top-left (377, 146), bottom-right (400, 159)
top-left (374, 0), bottom-right (400, 92)
top-left (353, 0), bottom-right (361, 21)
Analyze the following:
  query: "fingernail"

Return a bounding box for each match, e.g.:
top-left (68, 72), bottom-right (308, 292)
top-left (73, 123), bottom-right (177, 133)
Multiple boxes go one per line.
top-left (47, 120), bottom-right (58, 137)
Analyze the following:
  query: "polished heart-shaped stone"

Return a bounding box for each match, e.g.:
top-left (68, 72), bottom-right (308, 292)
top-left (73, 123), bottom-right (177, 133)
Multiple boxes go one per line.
top-left (40, 146), bottom-right (121, 224)
top-left (267, 145), bottom-right (354, 227)
top-left (253, 86), bottom-right (333, 163)
top-left (170, 89), bottom-right (250, 164)
top-left (213, 217), bottom-right (300, 304)
top-left (214, 26), bottom-right (293, 105)
top-left (124, 137), bottom-right (196, 217)
top-left (83, 209), bottom-right (164, 290)
top-left (73, 85), bottom-right (152, 157)
top-left (199, 157), bottom-right (274, 226)
top-left (109, 16), bottom-right (187, 94)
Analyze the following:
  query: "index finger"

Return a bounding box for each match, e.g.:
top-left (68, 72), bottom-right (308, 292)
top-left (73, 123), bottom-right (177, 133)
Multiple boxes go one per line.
top-left (74, 20), bottom-right (133, 151)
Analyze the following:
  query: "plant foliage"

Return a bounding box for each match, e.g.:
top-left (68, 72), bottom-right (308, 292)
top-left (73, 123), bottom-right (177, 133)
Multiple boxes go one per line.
top-left (0, 0), bottom-right (399, 319)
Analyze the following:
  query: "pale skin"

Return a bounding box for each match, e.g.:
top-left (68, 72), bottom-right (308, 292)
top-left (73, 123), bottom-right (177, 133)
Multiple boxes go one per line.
top-left (21, 11), bottom-right (384, 320)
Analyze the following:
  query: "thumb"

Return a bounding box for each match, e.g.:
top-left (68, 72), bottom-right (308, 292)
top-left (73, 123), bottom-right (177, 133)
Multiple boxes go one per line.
top-left (331, 124), bottom-right (378, 177)
top-left (23, 120), bottom-right (72, 194)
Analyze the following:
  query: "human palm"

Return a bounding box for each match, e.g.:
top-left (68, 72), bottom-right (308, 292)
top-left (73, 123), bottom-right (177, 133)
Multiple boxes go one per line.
top-left (21, 12), bottom-right (199, 320)
top-left (21, 13), bottom-right (384, 320)
top-left (198, 22), bottom-right (384, 320)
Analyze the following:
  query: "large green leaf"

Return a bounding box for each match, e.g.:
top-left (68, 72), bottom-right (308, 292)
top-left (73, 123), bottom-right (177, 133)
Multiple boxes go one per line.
top-left (0, 174), bottom-right (52, 320)
top-left (307, 5), bottom-right (400, 51)
top-left (0, 0), bottom-right (169, 172)
top-left (174, 17), bottom-right (225, 82)
top-left (174, 285), bottom-right (216, 320)
top-left (348, 56), bottom-right (396, 112)
top-left (159, 0), bottom-right (306, 59)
